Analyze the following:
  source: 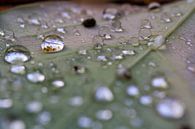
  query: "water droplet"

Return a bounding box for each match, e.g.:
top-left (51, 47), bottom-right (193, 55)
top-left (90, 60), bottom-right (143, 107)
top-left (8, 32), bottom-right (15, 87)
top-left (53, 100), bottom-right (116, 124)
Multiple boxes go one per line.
top-left (111, 20), bottom-right (124, 32)
top-left (156, 98), bottom-right (185, 119)
top-left (28, 17), bottom-right (41, 25)
top-left (97, 55), bottom-right (107, 62)
top-left (26, 101), bottom-right (43, 113)
top-left (128, 37), bottom-right (140, 47)
top-left (52, 80), bottom-right (65, 88)
top-left (116, 65), bottom-right (131, 80)
top-left (74, 30), bottom-right (81, 36)
top-left (10, 65), bottom-right (26, 75)
top-left (103, 8), bottom-right (121, 20)
top-left (122, 50), bottom-right (135, 56)
top-left (98, 26), bottom-right (112, 40)
top-left (126, 85), bottom-right (140, 97)
top-left (41, 35), bottom-right (65, 53)
top-left (9, 120), bottom-right (26, 129)
top-left (150, 35), bottom-right (165, 49)
top-left (161, 13), bottom-right (172, 23)
top-left (37, 111), bottom-right (51, 125)
top-left (0, 98), bottom-right (13, 109)
top-left (139, 28), bottom-right (151, 40)
top-left (151, 76), bottom-right (168, 89)
top-left (56, 27), bottom-right (67, 34)
top-left (96, 109), bottom-right (113, 121)
top-left (112, 54), bottom-right (123, 60)
top-left (78, 49), bottom-right (87, 55)
top-left (68, 96), bottom-right (84, 107)
top-left (141, 19), bottom-right (152, 29)
top-left (139, 95), bottom-right (153, 106)
top-left (27, 71), bottom-right (45, 83)
top-left (4, 45), bottom-right (31, 64)
top-left (73, 65), bottom-right (86, 74)
top-left (95, 86), bottom-right (114, 102)
top-left (148, 2), bottom-right (161, 11)
top-left (78, 116), bottom-right (93, 128)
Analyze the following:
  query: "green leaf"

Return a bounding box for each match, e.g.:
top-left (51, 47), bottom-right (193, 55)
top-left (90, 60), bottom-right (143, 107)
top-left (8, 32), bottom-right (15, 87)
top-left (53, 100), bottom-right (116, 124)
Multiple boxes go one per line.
top-left (0, 1), bottom-right (194, 129)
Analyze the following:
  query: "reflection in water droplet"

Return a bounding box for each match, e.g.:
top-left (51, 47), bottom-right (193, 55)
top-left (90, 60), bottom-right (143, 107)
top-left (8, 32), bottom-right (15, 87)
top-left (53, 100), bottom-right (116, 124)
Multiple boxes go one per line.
top-left (27, 72), bottom-right (45, 83)
top-left (95, 86), bottom-right (114, 102)
top-left (151, 76), bottom-right (168, 89)
top-left (96, 109), bottom-right (113, 121)
top-left (156, 98), bottom-right (185, 119)
top-left (10, 65), bottom-right (26, 75)
top-left (41, 35), bottom-right (65, 53)
top-left (4, 45), bottom-right (31, 64)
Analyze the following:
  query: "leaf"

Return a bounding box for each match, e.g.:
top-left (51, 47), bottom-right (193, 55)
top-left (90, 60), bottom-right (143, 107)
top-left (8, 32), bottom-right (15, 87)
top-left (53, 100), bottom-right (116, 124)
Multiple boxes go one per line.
top-left (0, 1), bottom-right (194, 129)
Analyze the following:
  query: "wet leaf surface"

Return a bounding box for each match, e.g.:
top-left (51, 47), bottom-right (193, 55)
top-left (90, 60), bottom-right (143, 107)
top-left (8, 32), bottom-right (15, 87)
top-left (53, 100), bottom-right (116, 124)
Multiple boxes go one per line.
top-left (0, 1), bottom-right (194, 129)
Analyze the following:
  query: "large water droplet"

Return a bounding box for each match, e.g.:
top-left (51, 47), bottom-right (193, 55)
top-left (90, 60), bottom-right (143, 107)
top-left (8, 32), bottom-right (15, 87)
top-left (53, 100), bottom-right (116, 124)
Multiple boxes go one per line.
top-left (41, 35), bottom-right (65, 53)
top-left (156, 98), bottom-right (185, 119)
top-left (4, 45), bottom-right (31, 64)
top-left (52, 80), bottom-right (65, 88)
top-left (10, 65), bottom-right (26, 75)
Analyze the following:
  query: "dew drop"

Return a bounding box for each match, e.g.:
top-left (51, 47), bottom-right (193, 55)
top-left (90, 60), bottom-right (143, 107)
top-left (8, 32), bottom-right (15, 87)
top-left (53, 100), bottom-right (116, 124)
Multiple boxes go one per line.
top-left (97, 55), bottom-right (107, 62)
top-left (96, 109), bottom-right (113, 121)
top-left (4, 45), bottom-right (31, 64)
top-left (10, 65), bottom-right (26, 75)
top-left (73, 65), bottom-right (86, 74)
top-left (161, 13), bottom-right (172, 23)
top-left (98, 26), bottom-right (112, 40)
top-left (26, 101), bottom-right (43, 113)
top-left (151, 76), bottom-right (168, 89)
top-left (41, 35), bottom-right (65, 53)
top-left (141, 19), bottom-right (152, 29)
top-left (156, 98), bottom-right (185, 119)
top-left (116, 65), bottom-right (131, 80)
top-left (139, 28), bottom-right (151, 40)
top-left (148, 2), bottom-right (161, 11)
top-left (78, 116), bottom-right (93, 128)
top-left (126, 85), bottom-right (140, 97)
top-left (122, 50), bottom-right (135, 56)
top-left (139, 95), bottom-right (153, 106)
top-left (27, 71), bottom-right (45, 83)
top-left (9, 120), bottom-right (26, 129)
top-left (56, 27), bottom-right (67, 34)
top-left (37, 111), bottom-right (51, 125)
top-left (95, 86), bottom-right (114, 102)
top-left (111, 20), bottom-right (124, 32)
top-left (52, 80), bottom-right (65, 88)
top-left (102, 8), bottom-right (121, 20)
top-left (0, 98), bottom-right (13, 109)
top-left (68, 96), bottom-right (84, 107)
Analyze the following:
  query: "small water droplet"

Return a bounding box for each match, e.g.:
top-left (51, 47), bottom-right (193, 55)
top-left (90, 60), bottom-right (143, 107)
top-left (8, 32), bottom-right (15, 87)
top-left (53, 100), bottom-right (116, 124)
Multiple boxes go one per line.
top-left (52, 80), bottom-right (65, 88)
top-left (161, 13), bottom-right (172, 23)
top-left (9, 120), bottom-right (26, 129)
top-left (98, 26), bottom-right (112, 40)
top-left (151, 76), bottom-right (168, 89)
top-left (126, 85), bottom-right (140, 97)
top-left (68, 96), bottom-right (84, 107)
top-left (0, 98), bottom-right (13, 109)
top-left (141, 19), bottom-right (152, 29)
top-left (27, 71), bottom-right (45, 83)
top-left (41, 35), bottom-right (65, 53)
top-left (111, 20), bottom-right (124, 32)
top-left (78, 116), bottom-right (93, 128)
top-left (78, 49), bottom-right (87, 55)
top-left (26, 101), bottom-right (43, 113)
top-left (122, 50), bottom-right (135, 56)
top-left (4, 45), bottom-right (31, 64)
top-left (37, 111), bottom-right (51, 125)
top-left (73, 65), bottom-right (86, 74)
top-left (116, 65), bottom-right (131, 80)
top-left (102, 8), bottom-right (121, 20)
top-left (56, 27), bottom-right (67, 34)
top-left (96, 109), bottom-right (113, 121)
top-left (139, 28), bottom-right (151, 40)
top-left (95, 86), bottom-right (114, 102)
top-left (97, 55), bottom-right (107, 62)
top-left (10, 65), bottom-right (26, 75)
top-left (139, 95), bottom-right (153, 106)
top-left (156, 98), bottom-right (185, 119)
